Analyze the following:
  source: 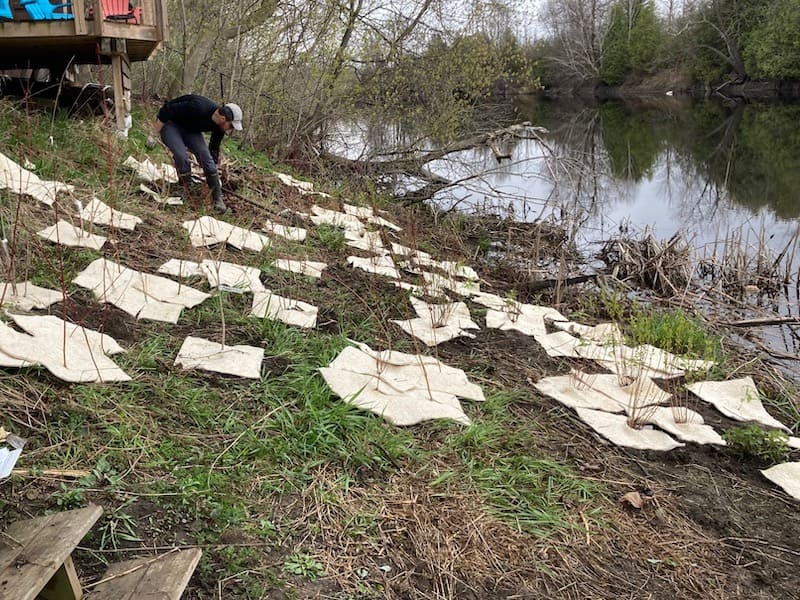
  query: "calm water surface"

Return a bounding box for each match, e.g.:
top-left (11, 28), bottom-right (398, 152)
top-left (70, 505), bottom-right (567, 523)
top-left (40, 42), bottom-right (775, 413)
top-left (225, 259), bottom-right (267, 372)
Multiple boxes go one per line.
top-left (428, 98), bottom-right (800, 262)
top-left (330, 98), bottom-right (800, 324)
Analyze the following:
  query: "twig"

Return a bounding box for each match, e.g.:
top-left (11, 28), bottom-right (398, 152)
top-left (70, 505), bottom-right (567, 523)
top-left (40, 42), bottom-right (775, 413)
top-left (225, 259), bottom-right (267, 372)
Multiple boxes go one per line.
top-left (11, 468), bottom-right (90, 478)
top-left (83, 548), bottom-right (180, 589)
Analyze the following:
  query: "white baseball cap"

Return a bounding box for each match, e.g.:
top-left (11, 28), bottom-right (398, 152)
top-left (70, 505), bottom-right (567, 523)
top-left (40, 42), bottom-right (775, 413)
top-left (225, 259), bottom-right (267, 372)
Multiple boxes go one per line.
top-left (223, 103), bottom-right (243, 130)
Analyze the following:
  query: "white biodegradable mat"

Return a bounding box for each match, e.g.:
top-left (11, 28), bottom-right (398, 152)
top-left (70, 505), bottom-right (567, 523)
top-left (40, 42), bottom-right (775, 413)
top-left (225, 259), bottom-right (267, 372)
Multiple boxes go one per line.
top-left (251, 290), bottom-right (318, 328)
top-left (391, 296), bottom-right (479, 346)
top-left (367, 214), bottom-right (402, 231)
top-left (574, 407), bottom-right (684, 451)
top-left (533, 330), bottom-right (581, 358)
top-left (183, 216), bottom-right (271, 252)
top-left (486, 308), bottom-right (546, 336)
top-left (551, 320), bottom-right (593, 337)
top-left (345, 229), bottom-right (385, 253)
top-left (139, 183), bottom-right (183, 205)
top-left (391, 280), bottom-right (425, 295)
top-left (157, 259), bottom-right (204, 278)
top-left (761, 462), bottom-right (800, 500)
top-left (342, 203), bottom-right (374, 218)
top-left (687, 377), bottom-right (790, 432)
top-left (535, 374), bottom-right (626, 413)
top-left (0, 152), bottom-right (74, 205)
top-left (319, 343), bottom-right (484, 426)
top-left (409, 296), bottom-right (479, 330)
top-left (37, 221), bottom-right (106, 249)
top-left (74, 258), bottom-right (209, 322)
top-left (0, 314), bottom-right (129, 382)
top-left (535, 372), bottom-right (669, 413)
top-left (391, 317), bottom-right (476, 346)
top-left (274, 171), bottom-right (314, 192)
top-left (633, 406), bottom-right (726, 446)
top-left (436, 261), bottom-right (479, 281)
top-left (262, 219), bottom-right (307, 242)
top-left (79, 197), bottom-right (142, 230)
top-left (465, 291), bottom-right (507, 309)
top-left (575, 342), bottom-right (688, 380)
top-left (472, 292), bottom-right (567, 322)
top-left (175, 336), bottom-right (263, 379)
top-left (310, 205), bottom-right (365, 232)
top-left (200, 260), bottom-right (265, 292)
top-left (552, 321), bottom-right (624, 345)
top-left (0, 281), bottom-right (62, 310)
top-left (124, 156), bottom-right (178, 183)
top-left (391, 243), bottom-right (434, 266)
top-left (421, 271), bottom-right (480, 296)
top-left (273, 258), bottom-right (327, 279)
top-left (347, 255), bottom-right (401, 279)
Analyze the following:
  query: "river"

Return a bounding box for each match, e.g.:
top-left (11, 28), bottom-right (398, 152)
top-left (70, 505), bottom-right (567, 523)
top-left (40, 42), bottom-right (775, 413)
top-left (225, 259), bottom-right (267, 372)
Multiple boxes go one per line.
top-left (329, 96), bottom-right (800, 358)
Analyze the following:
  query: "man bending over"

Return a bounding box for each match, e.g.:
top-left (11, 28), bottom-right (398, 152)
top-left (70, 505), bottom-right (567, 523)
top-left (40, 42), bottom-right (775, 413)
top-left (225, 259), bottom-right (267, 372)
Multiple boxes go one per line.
top-left (148, 94), bottom-right (243, 213)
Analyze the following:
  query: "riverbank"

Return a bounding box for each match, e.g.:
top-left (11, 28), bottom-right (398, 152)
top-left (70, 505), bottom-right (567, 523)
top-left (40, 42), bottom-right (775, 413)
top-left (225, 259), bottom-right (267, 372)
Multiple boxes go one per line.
top-left (0, 98), bottom-right (799, 599)
top-left (542, 69), bottom-right (800, 102)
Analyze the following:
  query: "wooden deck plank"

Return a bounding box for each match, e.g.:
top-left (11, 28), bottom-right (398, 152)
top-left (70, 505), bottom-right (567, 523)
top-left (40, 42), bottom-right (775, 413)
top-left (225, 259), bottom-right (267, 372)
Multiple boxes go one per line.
top-left (88, 548), bottom-right (202, 600)
top-left (0, 505), bottom-right (103, 600)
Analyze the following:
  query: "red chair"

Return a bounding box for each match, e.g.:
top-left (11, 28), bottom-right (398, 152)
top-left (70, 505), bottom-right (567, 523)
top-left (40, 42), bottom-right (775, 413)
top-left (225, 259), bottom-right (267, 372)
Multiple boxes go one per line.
top-left (101, 0), bottom-right (140, 23)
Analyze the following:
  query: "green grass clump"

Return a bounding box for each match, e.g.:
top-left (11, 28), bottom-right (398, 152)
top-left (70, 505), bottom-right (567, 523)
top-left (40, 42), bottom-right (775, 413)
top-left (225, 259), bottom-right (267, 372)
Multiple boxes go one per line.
top-left (441, 392), bottom-right (600, 535)
top-left (628, 308), bottom-right (721, 360)
top-left (314, 223), bottom-right (345, 251)
top-left (723, 425), bottom-right (790, 466)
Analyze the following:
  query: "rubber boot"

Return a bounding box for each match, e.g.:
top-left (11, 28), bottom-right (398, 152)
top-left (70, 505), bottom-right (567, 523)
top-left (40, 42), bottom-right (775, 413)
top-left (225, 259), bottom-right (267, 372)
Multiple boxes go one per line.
top-left (174, 172), bottom-right (194, 201)
top-left (207, 172), bottom-right (228, 213)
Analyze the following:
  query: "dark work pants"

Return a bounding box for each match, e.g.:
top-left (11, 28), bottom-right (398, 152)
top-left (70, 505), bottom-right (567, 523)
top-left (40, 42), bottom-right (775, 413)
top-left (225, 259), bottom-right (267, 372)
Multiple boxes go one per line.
top-left (160, 121), bottom-right (217, 178)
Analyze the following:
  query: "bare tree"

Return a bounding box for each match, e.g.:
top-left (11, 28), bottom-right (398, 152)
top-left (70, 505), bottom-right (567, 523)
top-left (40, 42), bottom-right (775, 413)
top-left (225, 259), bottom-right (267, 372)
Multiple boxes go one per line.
top-left (539, 0), bottom-right (612, 81)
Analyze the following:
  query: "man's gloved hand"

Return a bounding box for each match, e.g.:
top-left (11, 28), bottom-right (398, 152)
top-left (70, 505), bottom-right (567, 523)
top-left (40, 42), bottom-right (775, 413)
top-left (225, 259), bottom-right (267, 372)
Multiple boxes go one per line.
top-left (145, 134), bottom-right (157, 149)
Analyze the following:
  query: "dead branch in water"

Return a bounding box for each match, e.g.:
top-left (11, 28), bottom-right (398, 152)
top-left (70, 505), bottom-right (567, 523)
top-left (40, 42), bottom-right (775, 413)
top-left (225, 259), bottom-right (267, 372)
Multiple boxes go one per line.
top-left (722, 316), bottom-right (800, 328)
top-left (318, 123), bottom-right (548, 203)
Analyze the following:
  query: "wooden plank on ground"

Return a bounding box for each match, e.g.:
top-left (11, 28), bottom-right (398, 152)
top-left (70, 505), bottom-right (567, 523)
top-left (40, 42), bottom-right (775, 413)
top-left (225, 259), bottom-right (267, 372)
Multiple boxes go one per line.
top-left (0, 504), bottom-right (103, 600)
top-left (88, 548), bottom-right (202, 600)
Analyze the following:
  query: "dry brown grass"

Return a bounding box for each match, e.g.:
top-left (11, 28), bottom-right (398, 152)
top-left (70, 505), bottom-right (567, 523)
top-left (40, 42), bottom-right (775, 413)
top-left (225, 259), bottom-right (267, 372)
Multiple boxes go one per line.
top-left (290, 463), bottom-right (741, 600)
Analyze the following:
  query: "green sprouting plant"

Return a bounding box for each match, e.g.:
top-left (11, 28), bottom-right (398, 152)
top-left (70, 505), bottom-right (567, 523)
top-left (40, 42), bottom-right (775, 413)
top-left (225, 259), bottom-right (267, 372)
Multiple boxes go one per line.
top-left (96, 499), bottom-right (143, 551)
top-left (723, 425), bottom-right (790, 465)
top-left (315, 224), bottom-right (345, 251)
top-left (598, 285), bottom-right (628, 323)
top-left (502, 290), bottom-right (522, 322)
top-left (54, 456), bottom-right (124, 509)
top-left (283, 553), bottom-right (325, 580)
top-left (54, 483), bottom-right (86, 509)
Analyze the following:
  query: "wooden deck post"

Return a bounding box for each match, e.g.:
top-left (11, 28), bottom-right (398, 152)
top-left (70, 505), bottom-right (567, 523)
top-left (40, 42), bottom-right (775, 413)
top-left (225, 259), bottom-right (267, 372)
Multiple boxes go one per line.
top-left (102, 37), bottom-right (131, 133)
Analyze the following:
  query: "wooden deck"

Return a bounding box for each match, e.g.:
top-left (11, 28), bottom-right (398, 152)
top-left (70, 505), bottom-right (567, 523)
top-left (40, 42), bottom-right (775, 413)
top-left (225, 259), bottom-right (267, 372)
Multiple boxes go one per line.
top-left (0, 0), bottom-right (168, 69)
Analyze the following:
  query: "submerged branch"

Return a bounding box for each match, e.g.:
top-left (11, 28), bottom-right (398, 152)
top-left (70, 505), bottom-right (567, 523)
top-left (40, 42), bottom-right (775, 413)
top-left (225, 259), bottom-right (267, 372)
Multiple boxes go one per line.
top-left (721, 316), bottom-right (800, 328)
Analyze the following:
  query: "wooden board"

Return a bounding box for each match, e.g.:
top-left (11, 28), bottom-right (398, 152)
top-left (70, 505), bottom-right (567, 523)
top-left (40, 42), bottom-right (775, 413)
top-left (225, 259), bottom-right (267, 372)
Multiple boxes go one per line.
top-left (0, 504), bottom-right (103, 600)
top-left (88, 548), bottom-right (202, 600)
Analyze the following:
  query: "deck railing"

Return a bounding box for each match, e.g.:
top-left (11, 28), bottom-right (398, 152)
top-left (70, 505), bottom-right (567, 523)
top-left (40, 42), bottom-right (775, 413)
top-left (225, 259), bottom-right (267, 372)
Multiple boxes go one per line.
top-left (0, 0), bottom-right (167, 42)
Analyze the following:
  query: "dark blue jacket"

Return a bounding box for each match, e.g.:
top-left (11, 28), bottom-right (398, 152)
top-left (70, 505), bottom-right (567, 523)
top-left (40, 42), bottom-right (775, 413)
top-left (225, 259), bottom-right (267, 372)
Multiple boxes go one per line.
top-left (157, 94), bottom-right (225, 161)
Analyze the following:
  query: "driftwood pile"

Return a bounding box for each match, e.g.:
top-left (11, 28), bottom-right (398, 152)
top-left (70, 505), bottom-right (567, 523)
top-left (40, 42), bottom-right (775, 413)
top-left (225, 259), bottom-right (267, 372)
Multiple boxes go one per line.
top-left (598, 230), bottom-right (692, 296)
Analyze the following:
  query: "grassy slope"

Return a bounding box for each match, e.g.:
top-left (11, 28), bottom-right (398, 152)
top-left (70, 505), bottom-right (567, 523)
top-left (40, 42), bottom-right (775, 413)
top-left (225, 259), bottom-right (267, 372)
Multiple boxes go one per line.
top-left (1, 98), bottom-right (799, 600)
